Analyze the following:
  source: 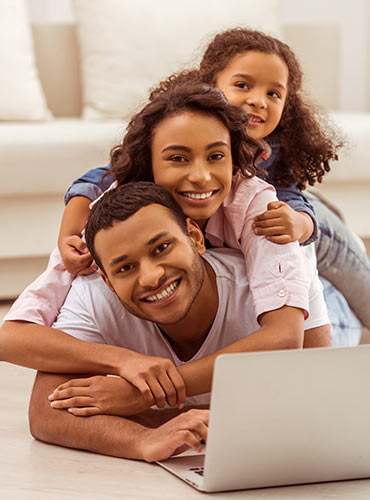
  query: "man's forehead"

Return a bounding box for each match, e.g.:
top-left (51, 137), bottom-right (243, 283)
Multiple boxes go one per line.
top-left (94, 204), bottom-right (184, 262)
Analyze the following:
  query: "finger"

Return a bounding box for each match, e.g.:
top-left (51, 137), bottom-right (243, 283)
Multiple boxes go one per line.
top-left (49, 378), bottom-right (92, 397)
top-left (50, 396), bottom-right (94, 409)
top-left (267, 201), bottom-right (285, 211)
top-left (253, 217), bottom-right (282, 228)
top-left (177, 429), bottom-right (205, 453)
top-left (132, 379), bottom-right (156, 403)
top-left (167, 366), bottom-right (186, 408)
top-left (69, 237), bottom-right (90, 255)
top-left (77, 265), bottom-right (98, 276)
top-left (49, 385), bottom-right (92, 401)
top-left (157, 374), bottom-right (178, 408)
top-left (147, 379), bottom-right (167, 408)
top-left (266, 234), bottom-right (293, 244)
top-left (68, 407), bottom-right (102, 417)
top-left (254, 226), bottom-right (286, 237)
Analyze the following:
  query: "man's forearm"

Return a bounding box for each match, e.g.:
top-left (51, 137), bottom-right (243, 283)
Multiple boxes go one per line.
top-left (29, 372), bottom-right (152, 460)
top-left (0, 321), bottom-right (123, 376)
top-left (178, 306), bottom-right (304, 396)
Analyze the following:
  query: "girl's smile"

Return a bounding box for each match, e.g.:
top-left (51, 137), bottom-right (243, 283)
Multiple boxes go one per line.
top-left (215, 50), bottom-right (289, 140)
top-left (151, 111), bottom-right (233, 229)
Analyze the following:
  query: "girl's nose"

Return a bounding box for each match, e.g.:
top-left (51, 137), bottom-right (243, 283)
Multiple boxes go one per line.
top-left (246, 92), bottom-right (266, 109)
top-left (187, 162), bottom-right (212, 185)
top-left (138, 260), bottom-right (165, 288)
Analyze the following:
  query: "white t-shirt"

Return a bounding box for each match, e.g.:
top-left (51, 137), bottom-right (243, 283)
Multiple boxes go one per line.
top-left (54, 248), bottom-right (329, 405)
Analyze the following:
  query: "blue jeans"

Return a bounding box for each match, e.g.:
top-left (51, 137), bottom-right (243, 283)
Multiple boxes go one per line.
top-left (307, 193), bottom-right (370, 331)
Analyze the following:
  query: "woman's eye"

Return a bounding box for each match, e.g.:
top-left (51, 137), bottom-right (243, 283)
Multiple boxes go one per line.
top-left (235, 82), bottom-right (249, 90)
top-left (209, 152), bottom-right (224, 161)
top-left (155, 242), bottom-right (171, 254)
top-left (168, 155), bottom-right (187, 162)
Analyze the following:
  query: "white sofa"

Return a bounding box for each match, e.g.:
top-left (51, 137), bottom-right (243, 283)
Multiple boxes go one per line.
top-left (1, 17), bottom-right (370, 299)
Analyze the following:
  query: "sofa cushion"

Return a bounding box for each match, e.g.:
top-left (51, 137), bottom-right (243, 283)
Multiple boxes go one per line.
top-left (0, 0), bottom-right (50, 121)
top-left (72, 0), bottom-right (281, 120)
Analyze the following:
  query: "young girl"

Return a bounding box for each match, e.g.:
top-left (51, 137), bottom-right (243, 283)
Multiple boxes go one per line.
top-left (62, 28), bottom-right (366, 342)
top-left (3, 84), bottom-right (331, 400)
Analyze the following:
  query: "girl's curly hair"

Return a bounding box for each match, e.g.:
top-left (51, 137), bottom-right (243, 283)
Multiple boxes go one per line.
top-left (197, 27), bottom-right (345, 190)
top-left (111, 81), bottom-right (265, 185)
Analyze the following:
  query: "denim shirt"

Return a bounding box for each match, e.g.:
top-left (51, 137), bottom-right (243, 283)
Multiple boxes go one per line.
top-left (64, 144), bottom-right (318, 245)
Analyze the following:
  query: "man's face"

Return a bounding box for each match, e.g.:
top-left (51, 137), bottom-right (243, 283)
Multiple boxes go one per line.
top-left (95, 204), bottom-right (205, 325)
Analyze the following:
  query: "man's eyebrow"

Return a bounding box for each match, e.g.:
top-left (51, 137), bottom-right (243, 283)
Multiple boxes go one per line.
top-left (233, 73), bottom-right (287, 91)
top-left (109, 232), bottom-right (169, 268)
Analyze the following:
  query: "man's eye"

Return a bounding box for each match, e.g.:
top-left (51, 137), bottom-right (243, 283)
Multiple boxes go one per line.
top-left (235, 82), bottom-right (249, 89)
top-left (118, 264), bottom-right (133, 273)
top-left (209, 152), bottom-right (224, 161)
top-left (155, 242), bottom-right (171, 254)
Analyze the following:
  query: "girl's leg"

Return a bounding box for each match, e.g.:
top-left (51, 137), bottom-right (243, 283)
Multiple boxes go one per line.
top-left (320, 277), bottom-right (362, 347)
top-left (307, 193), bottom-right (370, 329)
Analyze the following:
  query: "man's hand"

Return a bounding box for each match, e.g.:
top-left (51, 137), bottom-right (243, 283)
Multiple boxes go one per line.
top-left (49, 375), bottom-right (150, 416)
top-left (118, 351), bottom-right (186, 408)
top-left (253, 201), bottom-right (313, 244)
top-left (139, 409), bottom-right (209, 462)
top-left (59, 235), bottom-right (97, 275)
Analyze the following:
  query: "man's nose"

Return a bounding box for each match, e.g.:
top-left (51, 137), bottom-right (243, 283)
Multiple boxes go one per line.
top-left (138, 259), bottom-right (165, 288)
top-left (187, 161), bottom-right (212, 185)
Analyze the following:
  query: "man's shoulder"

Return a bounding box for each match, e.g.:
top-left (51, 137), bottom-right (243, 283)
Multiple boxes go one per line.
top-left (203, 248), bottom-right (248, 285)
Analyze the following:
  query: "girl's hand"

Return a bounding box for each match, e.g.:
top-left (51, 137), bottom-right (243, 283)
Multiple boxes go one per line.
top-left (59, 235), bottom-right (98, 275)
top-left (48, 375), bottom-right (149, 417)
top-left (253, 201), bottom-right (314, 244)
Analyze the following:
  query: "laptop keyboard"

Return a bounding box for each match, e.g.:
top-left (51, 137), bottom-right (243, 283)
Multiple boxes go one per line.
top-left (189, 467), bottom-right (204, 477)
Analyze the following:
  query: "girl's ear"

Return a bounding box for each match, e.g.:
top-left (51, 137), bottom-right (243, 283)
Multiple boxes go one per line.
top-left (186, 218), bottom-right (206, 255)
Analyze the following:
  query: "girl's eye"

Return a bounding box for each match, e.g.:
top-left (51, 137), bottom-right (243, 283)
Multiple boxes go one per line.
top-left (268, 90), bottom-right (280, 98)
top-left (208, 152), bottom-right (225, 161)
top-left (154, 242), bottom-right (171, 255)
top-left (234, 82), bottom-right (249, 90)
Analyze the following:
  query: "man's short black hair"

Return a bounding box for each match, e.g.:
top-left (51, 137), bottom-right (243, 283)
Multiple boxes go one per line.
top-left (85, 182), bottom-right (188, 274)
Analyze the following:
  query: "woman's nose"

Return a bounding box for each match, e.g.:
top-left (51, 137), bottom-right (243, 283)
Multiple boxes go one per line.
top-left (187, 162), bottom-right (211, 185)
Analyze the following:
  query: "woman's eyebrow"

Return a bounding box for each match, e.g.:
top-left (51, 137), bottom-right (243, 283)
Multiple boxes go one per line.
top-left (206, 141), bottom-right (229, 150)
top-left (161, 145), bottom-right (191, 153)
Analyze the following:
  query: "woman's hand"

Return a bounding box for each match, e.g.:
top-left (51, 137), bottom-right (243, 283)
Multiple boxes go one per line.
top-left (253, 201), bottom-right (314, 244)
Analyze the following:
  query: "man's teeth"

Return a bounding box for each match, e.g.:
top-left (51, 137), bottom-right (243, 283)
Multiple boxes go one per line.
top-left (145, 281), bottom-right (179, 302)
top-left (183, 191), bottom-right (213, 200)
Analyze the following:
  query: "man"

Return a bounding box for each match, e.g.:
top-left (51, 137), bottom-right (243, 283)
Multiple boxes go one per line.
top-left (25, 182), bottom-right (330, 462)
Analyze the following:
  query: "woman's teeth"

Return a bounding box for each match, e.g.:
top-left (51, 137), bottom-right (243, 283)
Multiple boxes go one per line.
top-left (145, 280), bottom-right (179, 302)
top-left (183, 191), bottom-right (213, 200)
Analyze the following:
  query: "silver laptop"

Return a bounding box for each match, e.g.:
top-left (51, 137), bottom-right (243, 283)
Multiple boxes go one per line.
top-left (157, 346), bottom-right (370, 492)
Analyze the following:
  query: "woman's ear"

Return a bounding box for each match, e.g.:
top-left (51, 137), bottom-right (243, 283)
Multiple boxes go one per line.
top-left (186, 218), bottom-right (206, 255)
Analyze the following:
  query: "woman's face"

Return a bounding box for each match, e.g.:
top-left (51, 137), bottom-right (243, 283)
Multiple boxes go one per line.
top-left (215, 50), bottom-right (289, 140)
top-left (151, 111), bottom-right (233, 229)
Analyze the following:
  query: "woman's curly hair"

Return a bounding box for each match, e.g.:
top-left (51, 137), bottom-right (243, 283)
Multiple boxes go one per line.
top-left (111, 81), bottom-right (265, 185)
top-left (197, 27), bottom-right (345, 190)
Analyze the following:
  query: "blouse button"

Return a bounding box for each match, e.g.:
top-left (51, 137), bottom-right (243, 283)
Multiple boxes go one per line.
top-left (278, 289), bottom-right (286, 298)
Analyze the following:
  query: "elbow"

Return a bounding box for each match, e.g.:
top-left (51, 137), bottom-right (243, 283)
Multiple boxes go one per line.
top-left (0, 322), bottom-right (12, 362)
top-left (279, 328), bottom-right (304, 350)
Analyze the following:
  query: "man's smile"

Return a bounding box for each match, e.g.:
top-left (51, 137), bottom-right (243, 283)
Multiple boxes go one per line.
top-left (139, 278), bottom-right (181, 305)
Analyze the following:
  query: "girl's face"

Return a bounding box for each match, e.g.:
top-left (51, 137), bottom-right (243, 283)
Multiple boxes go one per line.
top-left (151, 111), bottom-right (233, 229)
top-left (215, 50), bottom-right (289, 140)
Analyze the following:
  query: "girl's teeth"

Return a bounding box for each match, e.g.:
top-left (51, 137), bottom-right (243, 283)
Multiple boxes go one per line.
top-left (183, 191), bottom-right (213, 200)
top-left (146, 281), bottom-right (178, 302)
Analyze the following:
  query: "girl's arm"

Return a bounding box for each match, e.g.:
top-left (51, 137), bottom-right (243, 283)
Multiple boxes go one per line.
top-left (59, 165), bottom-right (114, 275)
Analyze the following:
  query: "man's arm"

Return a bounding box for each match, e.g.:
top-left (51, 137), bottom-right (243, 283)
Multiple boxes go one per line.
top-left (29, 372), bottom-right (208, 462)
top-left (178, 305), bottom-right (305, 396)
